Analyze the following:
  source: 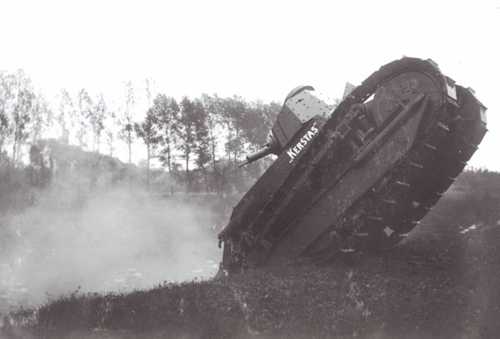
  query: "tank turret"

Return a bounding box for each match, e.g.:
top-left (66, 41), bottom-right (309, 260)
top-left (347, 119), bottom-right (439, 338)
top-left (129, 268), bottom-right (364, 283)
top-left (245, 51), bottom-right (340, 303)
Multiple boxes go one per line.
top-left (240, 85), bottom-right (331, 167)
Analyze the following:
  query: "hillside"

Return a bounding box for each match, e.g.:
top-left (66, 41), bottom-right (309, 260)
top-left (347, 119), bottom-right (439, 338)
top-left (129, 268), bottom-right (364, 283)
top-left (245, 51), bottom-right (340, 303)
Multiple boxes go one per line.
top-left (2, 169), bottom-right (500, 339)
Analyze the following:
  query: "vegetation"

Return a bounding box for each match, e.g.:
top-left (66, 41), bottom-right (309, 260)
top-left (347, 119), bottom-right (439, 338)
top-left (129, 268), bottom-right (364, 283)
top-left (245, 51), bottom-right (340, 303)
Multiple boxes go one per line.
top-left (1, 169), bottom-right (499, 339)
top-left (0, 69), bottom-right (281, 196)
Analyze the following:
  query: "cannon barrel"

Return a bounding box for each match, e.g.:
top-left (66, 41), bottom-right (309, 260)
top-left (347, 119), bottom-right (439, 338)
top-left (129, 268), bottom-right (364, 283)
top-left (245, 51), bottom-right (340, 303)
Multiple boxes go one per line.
top-left (239, 144), bottom-right (275, 167)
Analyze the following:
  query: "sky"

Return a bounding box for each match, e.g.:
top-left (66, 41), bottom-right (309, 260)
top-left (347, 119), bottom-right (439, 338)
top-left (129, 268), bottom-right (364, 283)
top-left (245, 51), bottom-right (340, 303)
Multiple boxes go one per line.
top-left (0, 0), bottom-right (499, 169)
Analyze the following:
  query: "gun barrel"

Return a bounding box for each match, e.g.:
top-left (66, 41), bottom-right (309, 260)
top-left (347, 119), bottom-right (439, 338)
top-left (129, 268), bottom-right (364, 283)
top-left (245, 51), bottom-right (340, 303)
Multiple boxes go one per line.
top-left (239, 145), bottom-right (274, 167)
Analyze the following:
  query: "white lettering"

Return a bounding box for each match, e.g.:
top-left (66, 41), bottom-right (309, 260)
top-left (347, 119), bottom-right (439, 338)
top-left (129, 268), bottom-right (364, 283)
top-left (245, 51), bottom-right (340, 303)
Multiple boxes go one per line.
top-left (286, 122), bottom-right (321, 163)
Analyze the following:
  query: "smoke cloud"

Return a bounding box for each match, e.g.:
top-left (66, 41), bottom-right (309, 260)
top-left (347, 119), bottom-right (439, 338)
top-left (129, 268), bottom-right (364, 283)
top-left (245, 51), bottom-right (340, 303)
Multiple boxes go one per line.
top-left (0, 187), bottom-right (221, 313)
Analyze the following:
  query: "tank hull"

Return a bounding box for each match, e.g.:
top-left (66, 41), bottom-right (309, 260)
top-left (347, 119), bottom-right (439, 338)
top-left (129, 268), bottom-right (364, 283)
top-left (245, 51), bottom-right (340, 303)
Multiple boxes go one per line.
top-left (219, 58), bottom-right (487, 272)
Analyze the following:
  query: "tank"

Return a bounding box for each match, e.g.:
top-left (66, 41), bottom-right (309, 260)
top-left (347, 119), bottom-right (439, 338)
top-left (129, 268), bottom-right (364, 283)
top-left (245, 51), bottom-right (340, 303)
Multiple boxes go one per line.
top-left (218, 57), bottom-right (488, 273)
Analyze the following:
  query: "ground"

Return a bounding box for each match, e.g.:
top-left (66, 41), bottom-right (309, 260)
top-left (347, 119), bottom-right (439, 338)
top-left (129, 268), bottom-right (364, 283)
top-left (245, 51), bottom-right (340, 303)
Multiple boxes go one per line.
top-left (2, 170), bottom-right (500, 339)
top-left (3, 219), bottom-right (500, 339)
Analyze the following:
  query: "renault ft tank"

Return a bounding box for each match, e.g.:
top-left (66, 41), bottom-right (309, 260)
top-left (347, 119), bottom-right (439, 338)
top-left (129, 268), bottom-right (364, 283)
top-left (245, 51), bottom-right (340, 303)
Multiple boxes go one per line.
top-left (218, 57), bottom-right (487, 273)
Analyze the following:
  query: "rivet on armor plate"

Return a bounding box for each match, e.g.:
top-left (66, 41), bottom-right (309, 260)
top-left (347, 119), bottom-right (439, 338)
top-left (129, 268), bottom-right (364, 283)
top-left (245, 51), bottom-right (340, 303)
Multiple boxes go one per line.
top-left (353, 232), bottom-right (369, 237)
top-left (340, 248), bottom-right (355, 253)
top-left (409, 161), bottom-right (424, 169)
top-left (383, 227), bottom-right (394, 237)
top-left (424, 143), bottom-right (438, 151)
top-left (437, 122), bottom-right (450, 132)
top-left (367, 215), bottom-right (383, 222)
top-left (395, 181), bottom-right (410, 188)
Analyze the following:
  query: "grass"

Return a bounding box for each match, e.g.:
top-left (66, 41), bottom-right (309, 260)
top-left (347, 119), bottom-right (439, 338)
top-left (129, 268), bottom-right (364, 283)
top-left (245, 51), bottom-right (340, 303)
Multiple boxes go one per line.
top-left (2, 169), bottom-right (500, 338)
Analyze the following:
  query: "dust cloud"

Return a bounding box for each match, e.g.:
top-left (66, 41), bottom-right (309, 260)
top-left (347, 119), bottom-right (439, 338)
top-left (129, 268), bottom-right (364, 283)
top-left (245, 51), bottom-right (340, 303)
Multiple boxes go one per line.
top-left (0, 187), bottom-right (221, 313)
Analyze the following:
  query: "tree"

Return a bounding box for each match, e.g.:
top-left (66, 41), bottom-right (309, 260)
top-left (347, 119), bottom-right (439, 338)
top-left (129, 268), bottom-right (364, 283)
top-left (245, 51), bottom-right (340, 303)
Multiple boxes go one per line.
top-left (77, 89), bottom-right (92, 149)
top-left (201, 94), bottom-right (222, 172)
top-left (103, 109), bottom-right (117, 157)
top-left (144, 78), bottom-right (155, 108)
top-left (30, 93), bottom-right (52, 144)
top-left (192, 99), bottom-right (211, 191)
top-left (219, 96), bottom-right (246, 163)
top-left (12, 89), bottom-right (34, 162)
top-left (151, 94), bottom-right (179, 172)
top-left (118, 81), bottom-right (135, 164)
top-left (0, 72), bottom-right (12, 153)
top-left (200, 96), bottom-right (280, 194)
top-left (241, 101), bottom-right (280, 150)
top-left (105, 129), bottom-right (115, 157)
top-left (58, 89), bottom-right (75, 144)
top-left (8, 70), bottom-right (37, 162)
top-left (134, 109), bottom-right (162, 188)
top-left (90, 94), bottom-right (106, 152)
top-left (176, 97), bottom-right (197, 190)
top-left (0, 70), bottom-right (52, 161)
top-left (0, 111), bottom-right (8, 153)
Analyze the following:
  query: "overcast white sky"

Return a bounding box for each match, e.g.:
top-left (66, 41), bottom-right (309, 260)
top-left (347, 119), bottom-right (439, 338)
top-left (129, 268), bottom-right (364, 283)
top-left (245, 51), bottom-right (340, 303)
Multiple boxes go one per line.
top-left (1, 0), bottom-right (499, 169)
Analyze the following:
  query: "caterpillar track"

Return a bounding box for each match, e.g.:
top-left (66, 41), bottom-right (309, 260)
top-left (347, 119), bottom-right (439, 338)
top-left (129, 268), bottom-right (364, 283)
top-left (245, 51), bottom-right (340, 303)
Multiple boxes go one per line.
top-left (219, 57), bottom-right (487, 273)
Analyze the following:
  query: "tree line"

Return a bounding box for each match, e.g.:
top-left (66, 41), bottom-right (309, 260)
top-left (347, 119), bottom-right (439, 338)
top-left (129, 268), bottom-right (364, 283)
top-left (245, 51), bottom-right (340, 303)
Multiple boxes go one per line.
top-left (0, 70), bottom-right (281, 194)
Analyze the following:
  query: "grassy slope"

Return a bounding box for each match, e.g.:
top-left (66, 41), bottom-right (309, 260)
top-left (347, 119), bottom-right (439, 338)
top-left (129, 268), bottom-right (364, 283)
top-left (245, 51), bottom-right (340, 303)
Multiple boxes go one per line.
top-left (3, 170), bottom-right (500, 339)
